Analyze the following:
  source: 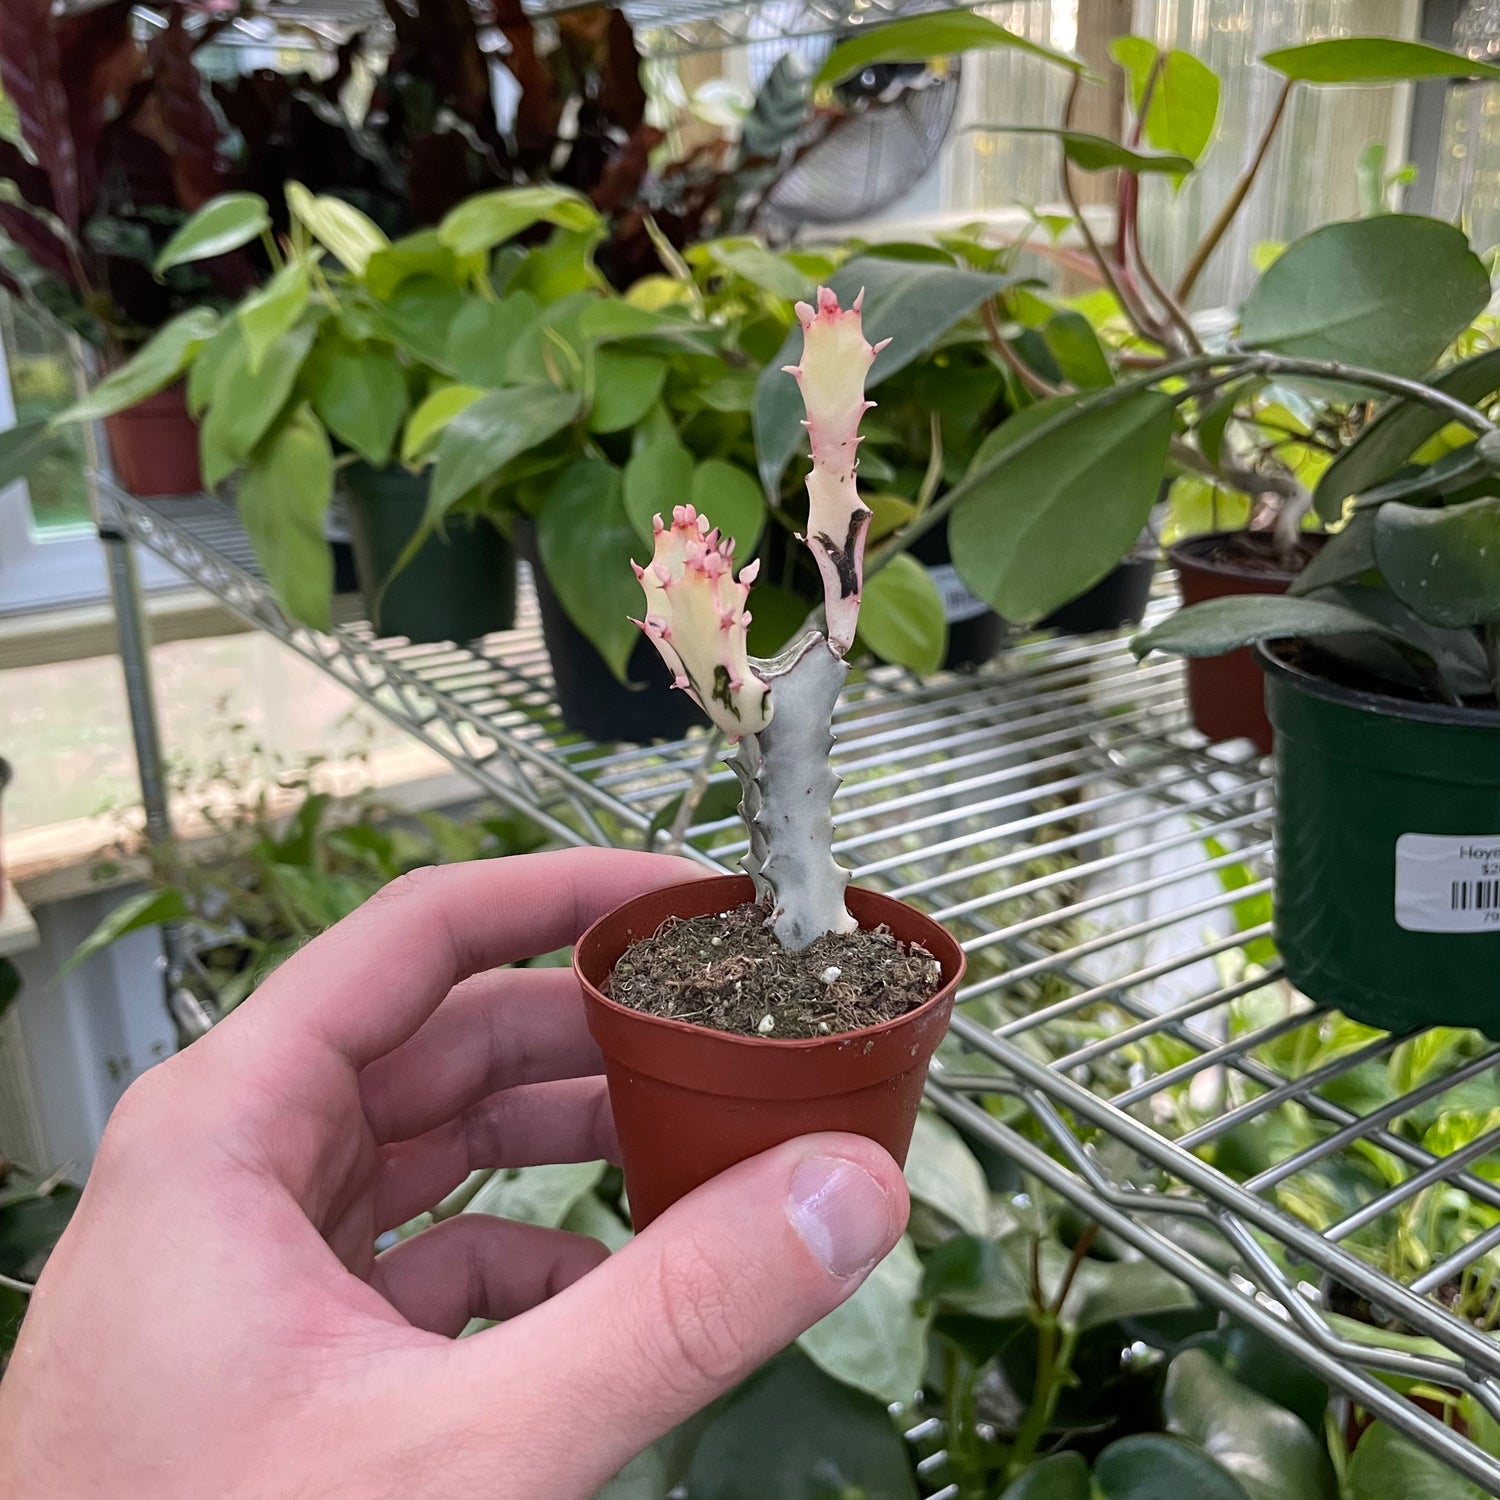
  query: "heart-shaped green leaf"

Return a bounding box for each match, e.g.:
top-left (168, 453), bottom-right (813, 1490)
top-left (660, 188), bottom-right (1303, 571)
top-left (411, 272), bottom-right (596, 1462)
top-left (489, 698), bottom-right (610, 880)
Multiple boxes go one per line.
top-left (309, 346), bottom-right (408, 468)
top-left (59, 308), bottom-right (221, 423)
top-left (814, 10), bottom-right (1080, 88)
top-left (859, 553), bottom-right (946, 673)
top-left (237, 258), bottom-right (310, 374)
top-left (238, 405), bottom-right (334, 630)
top-left (536, 457), bottom-right (641, 683)
top-left (153, 192), bottom-right (270, 275)
top-left (1111, 38), bottom-right (1220, 170)
top-left (950, 390), bottom-right (1174, 625)
top-left (286, 181), bottom-right (389, 276)
top-left (437, 186), bottom-right (599, 258)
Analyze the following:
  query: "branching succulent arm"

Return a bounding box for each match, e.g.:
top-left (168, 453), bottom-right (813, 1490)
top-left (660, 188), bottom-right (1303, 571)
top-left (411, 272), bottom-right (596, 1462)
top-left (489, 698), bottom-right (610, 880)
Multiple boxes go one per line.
top-left (633, 288), bottom-right (884, 949)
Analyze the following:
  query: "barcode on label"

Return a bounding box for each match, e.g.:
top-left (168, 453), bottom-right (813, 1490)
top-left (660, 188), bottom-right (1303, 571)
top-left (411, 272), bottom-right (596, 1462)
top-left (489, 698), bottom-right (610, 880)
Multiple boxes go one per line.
top-left (1451, 879), bottom-right (1500, 912)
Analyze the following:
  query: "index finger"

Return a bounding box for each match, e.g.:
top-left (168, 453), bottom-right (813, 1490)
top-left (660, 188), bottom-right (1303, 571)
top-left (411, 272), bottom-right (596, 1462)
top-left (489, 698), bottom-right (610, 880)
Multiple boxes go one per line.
top-left (227, 848), bottom-right (701, 1068)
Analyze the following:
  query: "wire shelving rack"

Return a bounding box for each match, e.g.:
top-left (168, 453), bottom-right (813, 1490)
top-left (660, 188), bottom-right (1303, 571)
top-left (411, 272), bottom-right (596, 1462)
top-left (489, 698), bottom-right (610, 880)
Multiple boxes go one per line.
top-left (97, 484), bottom-right (1500, 1493)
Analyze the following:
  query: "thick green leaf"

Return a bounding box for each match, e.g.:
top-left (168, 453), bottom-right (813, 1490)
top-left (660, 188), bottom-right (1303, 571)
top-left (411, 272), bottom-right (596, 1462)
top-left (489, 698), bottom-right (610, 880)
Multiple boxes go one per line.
top-left (187, 320), bottom-right (240, 418)
top-left (309, 346), bottom-right (407, 468)
top-left (1131, 595), bottom-right (1396, 659)
top-left (745, 584), bottom-right (812, 658)
top-left (364, 229), bottom-right (486, 301)
top-left (690, 459), bottom-right (766, 555)
top-left (1351, 440), bottom-right (1498, 509)
top-left (1198, 1326), bottom-right (1330, 1435)
top-left (814, 11), bottom-right (1079, 88)
top-left (997, 1453), bottom-right (1091, 1500)
top-left (559, 1191), bottom-right (632, 1253)
top-left (589, 350), bottom-right (668, 434)
top-left (1044, 310), bottom-right (1114, 388)
top-left (1316, 347), bottom-right (1500, 519)
top-left (64, 888), bottom-right (190, 973)
top-left (378, 277), bottom-right (468, 374)
top-left (429, 385), bottom-right (581, 521)
top-left (798, 1235), bottom-right (928, 1405)
top-left (975, 125), bottom-right (1194, 176)
top-left (238, 406), bottom-right (334, 630)
top-left (198, 321), bottom-right (317, 480)
top-left (623, 429), bottom-right (695, 546)
top-left (687, 1351), bottom-right (919, 1500)
top-left (437, 186), bottom-right (599, 258)
top-left (286, 181), bottom-right (388, 276)
top-left (1095, 1435), bottom-right (1252, 1500)
top-left (755, 257), bottom-right (1016, 492)
top-left (537, 457), bottom-right (641, 683)
top-left (58, 308), bottom-right (220, 423)
top-left (1058, 1252), bottom-right (1196, 1333)
top-left (950, 391), bottom-right (1174, 624)
top-left (448, 296), bottom-right (525, 388)
top-left (153, 192), bottom-right (270, 274)
top-left (1111, 38), bottom-right (1220, 169)
top-left (860, 553), bottom-right (946, 673)
top-left (920, 1233), bottom-right (1031, 1321)
top-left (1164, 1349), bottom-right (1336, 1500)
top-left (1373, 495), bottom-right (1500, 628)
top-left (402, 384), bottom-right (486, 463)
top-left (1264, 37), bottom-right (1500, 84)
top-left (703, 240), bottom-right (814, 301)
top-left (237, 259), bottom-right (310, 375)
top-left (903, 1111), bottom-right (990, 1235)
top-left (1239, 217), bottom-right (1490, 379)
top-left (1346, 1423), bottom-right (1490, 1500)
top-left (463, 1161), bottom-right (605, 1228)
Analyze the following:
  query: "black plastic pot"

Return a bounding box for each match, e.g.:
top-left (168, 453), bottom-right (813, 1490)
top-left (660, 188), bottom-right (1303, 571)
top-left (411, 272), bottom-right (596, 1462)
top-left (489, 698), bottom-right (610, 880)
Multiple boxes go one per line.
top-left (514, 519), bottom-right (701, 743)
top-left (1261, 641), bottom-right (1500, 1038)
top-left (1042, 556), bottom-right (1156, 635)
top-left (344, 463), bottom-right (516, 644)
top-left (908, 515), bottom-right (1009, 670)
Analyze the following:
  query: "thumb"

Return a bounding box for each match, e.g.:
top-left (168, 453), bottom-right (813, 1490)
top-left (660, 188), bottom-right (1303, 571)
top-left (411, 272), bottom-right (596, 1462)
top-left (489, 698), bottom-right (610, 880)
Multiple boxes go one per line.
top-left (463, 1133), bottom-right (907, 1494)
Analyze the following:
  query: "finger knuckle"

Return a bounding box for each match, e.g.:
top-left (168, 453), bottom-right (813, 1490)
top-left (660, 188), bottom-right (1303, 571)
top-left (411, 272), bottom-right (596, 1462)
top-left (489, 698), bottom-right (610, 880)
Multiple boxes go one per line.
top-left (649, 1242), bottom-right (758, 1393)
top-left (368, 864), bottom-right (445, 910)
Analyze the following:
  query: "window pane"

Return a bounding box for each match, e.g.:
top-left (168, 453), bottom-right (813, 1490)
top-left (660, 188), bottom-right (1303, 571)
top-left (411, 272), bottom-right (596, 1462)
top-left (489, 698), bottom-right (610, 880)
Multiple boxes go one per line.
top-left (1, 296), bottom-right (90, 536)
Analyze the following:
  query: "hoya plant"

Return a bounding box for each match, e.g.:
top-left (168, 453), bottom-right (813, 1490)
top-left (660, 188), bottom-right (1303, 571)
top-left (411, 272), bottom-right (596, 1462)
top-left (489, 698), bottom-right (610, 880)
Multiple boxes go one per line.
top-left (793, 19), bottom-right (1500, 625)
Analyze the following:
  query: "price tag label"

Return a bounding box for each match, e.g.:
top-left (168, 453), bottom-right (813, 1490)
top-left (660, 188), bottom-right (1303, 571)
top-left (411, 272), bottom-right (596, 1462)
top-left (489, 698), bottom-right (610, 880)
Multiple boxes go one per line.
top-left (1394, 834), bottom-right (1500, 934)
top-left (926, 564), bottom-right (990, 624)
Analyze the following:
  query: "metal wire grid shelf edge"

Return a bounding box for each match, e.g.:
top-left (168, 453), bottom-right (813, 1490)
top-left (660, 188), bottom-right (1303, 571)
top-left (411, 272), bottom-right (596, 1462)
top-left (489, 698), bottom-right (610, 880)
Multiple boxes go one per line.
top-left (103, 487), bottom-right (1500, 1492)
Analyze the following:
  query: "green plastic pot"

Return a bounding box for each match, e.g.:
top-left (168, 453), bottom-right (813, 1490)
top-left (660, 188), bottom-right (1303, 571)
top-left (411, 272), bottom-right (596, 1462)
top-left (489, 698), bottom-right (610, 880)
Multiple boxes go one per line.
top-left (344, 463), bottom-right (516, 643)
top-left (1261, 643), bottom-right (1500, 1038)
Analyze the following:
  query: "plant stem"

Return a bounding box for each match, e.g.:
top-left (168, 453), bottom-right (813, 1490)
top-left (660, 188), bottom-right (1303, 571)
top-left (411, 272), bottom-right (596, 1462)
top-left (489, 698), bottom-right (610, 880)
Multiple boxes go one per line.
top-left (260, 227), bottom-right (285, 274)
top-left (1176, 78), bottom-right (1294, 303)
top-left (0, 1270), bottom-right (34, 1296)
top-left (983, 298), bottom-right (1065, 400)
top-left (1006, 1315), bottom-right (1076, 1479)
top-left (943, 1344), bottom-right (985, 1499)
top-left (1060, 75), bottom-right (1165, 349)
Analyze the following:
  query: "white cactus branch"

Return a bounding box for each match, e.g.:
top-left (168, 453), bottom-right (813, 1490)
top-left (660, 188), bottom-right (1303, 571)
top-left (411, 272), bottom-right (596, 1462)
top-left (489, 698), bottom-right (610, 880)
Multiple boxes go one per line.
top-left (634, 287), bottom-right (883, 950)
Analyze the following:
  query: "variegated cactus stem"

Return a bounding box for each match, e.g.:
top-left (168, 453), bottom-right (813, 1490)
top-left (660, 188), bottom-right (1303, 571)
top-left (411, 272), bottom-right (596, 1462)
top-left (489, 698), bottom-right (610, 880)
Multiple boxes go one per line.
top-left (631, 504), bottom-right (772, 743)
top-left (783, 286), bottom-right (890, 657)
top-left (632, 502), bottom-right (857, 951)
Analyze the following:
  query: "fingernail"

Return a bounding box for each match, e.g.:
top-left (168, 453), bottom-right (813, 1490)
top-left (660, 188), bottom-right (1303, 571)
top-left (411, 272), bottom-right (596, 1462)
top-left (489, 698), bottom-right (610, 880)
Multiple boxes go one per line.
top-left (787, 1155), bottom-right (897, 1279)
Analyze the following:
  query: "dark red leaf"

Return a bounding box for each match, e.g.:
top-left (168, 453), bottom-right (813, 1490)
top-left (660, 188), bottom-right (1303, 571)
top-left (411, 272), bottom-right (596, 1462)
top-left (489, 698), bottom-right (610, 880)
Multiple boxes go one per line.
top-left (148, 7), bottom-right (229, 210)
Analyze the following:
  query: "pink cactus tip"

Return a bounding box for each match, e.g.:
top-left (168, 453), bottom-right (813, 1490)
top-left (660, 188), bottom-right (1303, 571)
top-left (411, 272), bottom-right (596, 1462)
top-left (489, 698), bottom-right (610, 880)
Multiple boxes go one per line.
top-left (632, 505), bottom-right (772, 741)
top-left (784, 285), bottom-right (885, 657)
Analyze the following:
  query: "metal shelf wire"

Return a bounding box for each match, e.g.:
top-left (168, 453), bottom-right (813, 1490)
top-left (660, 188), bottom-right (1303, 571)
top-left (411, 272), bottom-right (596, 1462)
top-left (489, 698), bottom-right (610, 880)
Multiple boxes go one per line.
top-left (101, 485), bottom-right (1500, 1493)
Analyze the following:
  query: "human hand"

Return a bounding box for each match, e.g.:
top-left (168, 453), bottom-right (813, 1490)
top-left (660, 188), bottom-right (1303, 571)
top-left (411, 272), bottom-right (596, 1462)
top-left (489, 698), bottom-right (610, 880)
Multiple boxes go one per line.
top-left (0, 849), bottom-right (908, 1498)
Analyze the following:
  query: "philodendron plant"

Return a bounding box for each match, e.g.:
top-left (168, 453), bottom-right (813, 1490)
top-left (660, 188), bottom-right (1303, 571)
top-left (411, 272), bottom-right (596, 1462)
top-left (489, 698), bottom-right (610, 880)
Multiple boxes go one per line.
top-left (634, 288), bottom-right (884, 948)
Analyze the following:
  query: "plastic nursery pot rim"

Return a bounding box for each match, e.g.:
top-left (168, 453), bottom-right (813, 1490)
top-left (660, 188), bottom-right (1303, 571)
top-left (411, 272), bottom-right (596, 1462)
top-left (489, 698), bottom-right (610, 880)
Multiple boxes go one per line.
top-left (1166, 530), bottom-right (1307, 586)
top-left (574, 874), bottom-right (966, 1090)
top-left (1256, 639), bottom-right (1500, 732)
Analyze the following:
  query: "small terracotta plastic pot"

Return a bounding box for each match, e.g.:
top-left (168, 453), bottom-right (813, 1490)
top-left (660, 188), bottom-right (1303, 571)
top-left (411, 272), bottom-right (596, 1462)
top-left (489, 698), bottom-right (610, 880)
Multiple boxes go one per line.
top-left (575, 874), bottom-right (965, 1228)
top-left (1169, 532), bottom-right (1319, 755)
top-left (102, 384), bottom-right (202, 496)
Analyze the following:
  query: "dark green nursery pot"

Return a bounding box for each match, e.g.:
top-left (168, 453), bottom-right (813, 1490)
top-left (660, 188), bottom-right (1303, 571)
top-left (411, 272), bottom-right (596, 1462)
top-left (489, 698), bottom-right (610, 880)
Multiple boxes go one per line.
top-left (345, 462), bottom-right (516, 644)
top-left (1261, 643), bottom-right (1500, 1038)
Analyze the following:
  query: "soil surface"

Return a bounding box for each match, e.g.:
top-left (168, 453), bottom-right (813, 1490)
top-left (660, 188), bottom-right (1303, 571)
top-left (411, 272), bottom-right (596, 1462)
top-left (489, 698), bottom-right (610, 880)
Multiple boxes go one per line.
top-left (606, 900), bottom-right (943, 1039)
top-left (1176, 529), bottom-right (1323, 580)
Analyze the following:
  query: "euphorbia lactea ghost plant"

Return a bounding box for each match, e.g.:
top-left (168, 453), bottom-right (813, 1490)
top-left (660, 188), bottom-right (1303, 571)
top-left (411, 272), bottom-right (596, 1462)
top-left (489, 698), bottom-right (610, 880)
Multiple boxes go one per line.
top-left (634, 288), bottom-right (888, 950)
